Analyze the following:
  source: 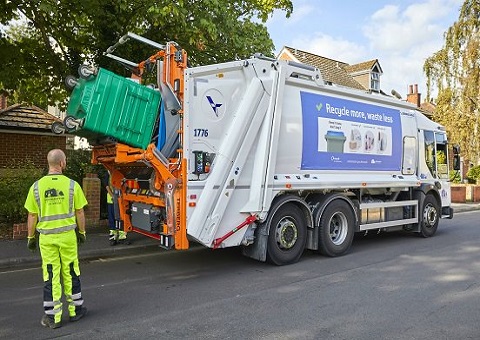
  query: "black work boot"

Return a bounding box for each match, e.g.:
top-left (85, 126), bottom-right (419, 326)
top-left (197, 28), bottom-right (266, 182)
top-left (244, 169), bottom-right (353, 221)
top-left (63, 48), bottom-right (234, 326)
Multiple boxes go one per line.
top-left (41, 315), bottom-right (62, 329)
top-left (117, 238), bottom-right (131, 245)
top-left (70, 307), bottom-right (87, 322)
top-left (109, 231), bottom-right (117, 246)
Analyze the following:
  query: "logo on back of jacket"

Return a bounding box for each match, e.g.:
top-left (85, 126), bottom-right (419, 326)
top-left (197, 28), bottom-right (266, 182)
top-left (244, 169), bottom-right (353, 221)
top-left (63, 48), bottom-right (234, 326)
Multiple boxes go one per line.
top-left (45, 188), bottom-right (65, 205)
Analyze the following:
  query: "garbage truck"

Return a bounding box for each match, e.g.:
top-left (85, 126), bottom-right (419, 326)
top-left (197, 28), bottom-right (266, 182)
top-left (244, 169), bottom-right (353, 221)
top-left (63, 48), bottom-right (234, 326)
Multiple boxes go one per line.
top-left (57, 33), bottom-right (456, 265)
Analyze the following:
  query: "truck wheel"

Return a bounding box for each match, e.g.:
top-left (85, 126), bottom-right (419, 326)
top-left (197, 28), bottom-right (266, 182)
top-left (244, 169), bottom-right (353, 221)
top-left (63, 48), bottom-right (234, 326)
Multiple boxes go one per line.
top-left (419, 194), bottom-right (439, 237)
top-left (267, 203), bottom-right (307, 265)
top-left (318, 199), bottom-right (354, 257)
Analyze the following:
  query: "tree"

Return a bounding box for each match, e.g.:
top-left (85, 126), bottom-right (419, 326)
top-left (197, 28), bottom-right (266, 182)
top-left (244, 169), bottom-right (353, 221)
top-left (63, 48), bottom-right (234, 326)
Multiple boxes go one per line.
top-left (0, 0), bottom-right (292, 108)
top-left (424, 0), bottom-right (480, 164)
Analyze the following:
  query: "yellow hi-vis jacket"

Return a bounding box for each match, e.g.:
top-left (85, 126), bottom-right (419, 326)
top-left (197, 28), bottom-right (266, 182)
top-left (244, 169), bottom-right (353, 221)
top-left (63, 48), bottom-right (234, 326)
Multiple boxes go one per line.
top-left (24, 175), bottom-right (88, 234)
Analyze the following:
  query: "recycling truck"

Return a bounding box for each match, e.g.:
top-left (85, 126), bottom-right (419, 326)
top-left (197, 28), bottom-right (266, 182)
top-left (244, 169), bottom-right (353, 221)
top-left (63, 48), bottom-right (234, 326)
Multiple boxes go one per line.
top-left (57, 33), bottom-right (455, 265)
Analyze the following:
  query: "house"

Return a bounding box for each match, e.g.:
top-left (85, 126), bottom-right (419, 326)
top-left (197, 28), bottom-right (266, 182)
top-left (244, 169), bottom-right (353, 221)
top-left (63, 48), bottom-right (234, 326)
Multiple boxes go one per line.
top-left (278, 47), bottom-right (436, 117)
top-left (405, 84), bottom-right (434, 117)
top-left (0, 93), bottom-right (67, 169)
top-left (278, 46), bottom-right (383, 92)
top-left (0, 93), bottom-right (105, 232)
top-left (344, 60), bottom-right (383, 92)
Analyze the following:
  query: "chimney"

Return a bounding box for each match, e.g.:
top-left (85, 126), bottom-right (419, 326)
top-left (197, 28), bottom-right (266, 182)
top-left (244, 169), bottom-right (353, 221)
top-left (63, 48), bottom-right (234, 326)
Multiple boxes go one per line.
top-left (406, 84), bottom-right (421, 107)
top-left (0, 93), bottom-right (7, 110)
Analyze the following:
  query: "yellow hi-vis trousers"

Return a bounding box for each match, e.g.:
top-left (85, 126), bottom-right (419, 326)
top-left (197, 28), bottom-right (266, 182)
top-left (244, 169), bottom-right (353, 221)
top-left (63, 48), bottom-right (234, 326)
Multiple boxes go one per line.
top-left (39, 229), bottom-right (83, 323)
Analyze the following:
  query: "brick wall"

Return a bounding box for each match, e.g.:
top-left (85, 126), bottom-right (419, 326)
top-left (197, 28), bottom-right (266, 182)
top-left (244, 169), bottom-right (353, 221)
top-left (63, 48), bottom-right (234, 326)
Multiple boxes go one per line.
top-left (82, 173), bottom-right (102, 228)
top-left (474, 186), bottom-right (480, 202)
top-left (451, 185), bottom-right (466, 203)
top-left (451, 185), bottom-right (480, 203)
top-left (12, 222), bottom-right (28, 240)
top-left (0, 131), bottom-right (66, 168)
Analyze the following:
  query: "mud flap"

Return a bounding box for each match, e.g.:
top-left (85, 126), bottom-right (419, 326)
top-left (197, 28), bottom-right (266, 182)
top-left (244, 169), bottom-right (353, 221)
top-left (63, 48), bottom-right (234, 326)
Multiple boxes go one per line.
top-left (241, 223), bottom-right (268, 262)
top-left (411, 190), bottom-right (426, 233)
top-left (442, 206), bottom-right (454, 219)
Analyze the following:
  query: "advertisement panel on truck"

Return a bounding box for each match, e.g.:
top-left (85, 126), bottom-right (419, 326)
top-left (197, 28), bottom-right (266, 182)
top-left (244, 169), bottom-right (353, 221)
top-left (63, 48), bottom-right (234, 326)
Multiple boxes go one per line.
top-left (300, 92), bottom-right (402, 171)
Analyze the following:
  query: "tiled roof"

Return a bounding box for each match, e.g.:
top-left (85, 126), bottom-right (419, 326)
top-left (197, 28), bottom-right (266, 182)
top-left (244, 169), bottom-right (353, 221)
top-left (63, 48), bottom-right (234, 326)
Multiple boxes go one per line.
top-left (344, 60), bottom-right (381, 74)
top-left (419, 101), bottom-right (435, 117)
top-left (282, 47), bottom-right (366, 91)
top-left (0, 104), bottom-right (61, 132)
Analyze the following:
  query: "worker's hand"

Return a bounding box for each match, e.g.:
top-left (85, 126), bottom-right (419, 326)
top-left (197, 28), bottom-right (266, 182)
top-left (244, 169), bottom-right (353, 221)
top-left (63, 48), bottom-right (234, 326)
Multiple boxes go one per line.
top-left (27, 236), bottom-right (36, 252)
top-left (77, 230), bottom-right (86, 245)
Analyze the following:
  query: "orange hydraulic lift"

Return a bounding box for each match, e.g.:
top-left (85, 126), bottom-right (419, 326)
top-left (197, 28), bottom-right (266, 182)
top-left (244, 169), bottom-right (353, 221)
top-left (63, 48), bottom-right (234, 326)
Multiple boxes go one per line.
top-left (91, 38), bottom-right (189, 250)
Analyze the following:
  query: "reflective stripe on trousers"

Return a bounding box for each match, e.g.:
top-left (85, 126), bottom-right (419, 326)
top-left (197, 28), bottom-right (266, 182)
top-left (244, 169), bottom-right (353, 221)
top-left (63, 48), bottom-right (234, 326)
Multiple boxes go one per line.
top-left (40, 229), bottom-right (83, 321)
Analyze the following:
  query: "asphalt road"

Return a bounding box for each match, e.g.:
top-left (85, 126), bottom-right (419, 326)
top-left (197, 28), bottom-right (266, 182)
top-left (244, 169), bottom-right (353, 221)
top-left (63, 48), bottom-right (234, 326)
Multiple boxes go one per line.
top-left (1, 211), bottom-right (480, 340)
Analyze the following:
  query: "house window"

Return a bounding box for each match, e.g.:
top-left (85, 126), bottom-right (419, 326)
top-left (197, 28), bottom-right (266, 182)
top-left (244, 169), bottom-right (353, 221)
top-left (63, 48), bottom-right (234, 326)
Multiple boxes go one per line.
top-left (370, 72), bottom-right (380, 91)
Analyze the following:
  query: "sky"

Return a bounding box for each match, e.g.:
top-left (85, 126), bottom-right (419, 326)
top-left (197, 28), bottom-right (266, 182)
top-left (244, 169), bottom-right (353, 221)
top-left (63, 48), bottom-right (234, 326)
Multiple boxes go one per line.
top-left (266, 0), bottom-right (464, 99)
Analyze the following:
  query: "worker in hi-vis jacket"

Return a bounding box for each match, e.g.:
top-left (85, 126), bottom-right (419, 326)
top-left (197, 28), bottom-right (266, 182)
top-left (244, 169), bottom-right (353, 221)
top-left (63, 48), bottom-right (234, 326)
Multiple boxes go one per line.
top-left (102, 171), bottom-right (129, 246)
top-left (24, 149), bottom-right (88, 329)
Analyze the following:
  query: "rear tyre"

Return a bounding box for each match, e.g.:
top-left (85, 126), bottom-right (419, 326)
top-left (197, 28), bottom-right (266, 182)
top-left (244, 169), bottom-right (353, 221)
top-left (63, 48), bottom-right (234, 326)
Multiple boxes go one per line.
top-left (318, 199), bottom-right (355, 257)
top-left (419, 194), bottom-right (439, 237)
top-left (266, 203), bottom-right (307, 265)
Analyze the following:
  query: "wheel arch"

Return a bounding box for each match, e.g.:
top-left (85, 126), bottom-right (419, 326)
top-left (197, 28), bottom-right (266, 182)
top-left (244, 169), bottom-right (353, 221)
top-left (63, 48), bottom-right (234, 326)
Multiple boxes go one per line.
top-left (305, 192), bottom-right (358, 251)
top-left (415, 183), bottom-right (441, 203)
top-left (265, 194), bottom-right (314, 235)
top-left (241, 193), bottom-right (313, 263)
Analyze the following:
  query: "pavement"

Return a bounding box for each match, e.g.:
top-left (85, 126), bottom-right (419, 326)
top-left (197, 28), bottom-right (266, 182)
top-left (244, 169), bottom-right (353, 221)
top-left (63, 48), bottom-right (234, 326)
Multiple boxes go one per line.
top-left (1, 202), bottom-right (479, 270)
top-left (0, 229), bottom-right (162, 270)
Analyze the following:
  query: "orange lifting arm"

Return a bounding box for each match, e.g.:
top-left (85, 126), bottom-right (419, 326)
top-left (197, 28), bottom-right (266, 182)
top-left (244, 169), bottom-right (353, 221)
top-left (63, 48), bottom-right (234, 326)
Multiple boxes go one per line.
top-left (92, 40), bottom-right (189, 250)
top-left (176, 158), bottom-right (188, 249)
top-left (134, 42), bottom-right (187, 110)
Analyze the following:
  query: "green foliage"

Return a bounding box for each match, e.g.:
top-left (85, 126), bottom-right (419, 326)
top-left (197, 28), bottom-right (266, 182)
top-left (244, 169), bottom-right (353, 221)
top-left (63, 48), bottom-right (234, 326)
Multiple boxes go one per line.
top-left (0, 150), bottom-right (106, 224)
top-left (437, 150), bottom-right (446, 164)
top-left (467, 165), bottom-right (480, 183)
top-left (424, 0), bottom-right (480, 165)
top-left (0, 161), bottom-right (42, 223)
top-left (64, 148), bottom-right (92, 185)
top-left (64, 148), bottom-right (105, 185)
top-left (449, 170), bottom-right (462, 183)
top-left (0, 0), bottom-right (293, 107)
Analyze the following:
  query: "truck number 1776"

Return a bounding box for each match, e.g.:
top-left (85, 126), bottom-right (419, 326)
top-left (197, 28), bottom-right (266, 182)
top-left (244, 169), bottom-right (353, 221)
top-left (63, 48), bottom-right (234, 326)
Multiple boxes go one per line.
top-left (194, 129), bottom-right (209, 137)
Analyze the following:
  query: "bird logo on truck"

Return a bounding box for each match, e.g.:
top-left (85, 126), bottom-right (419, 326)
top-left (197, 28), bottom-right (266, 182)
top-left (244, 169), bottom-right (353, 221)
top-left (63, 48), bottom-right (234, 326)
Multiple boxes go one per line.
top-left (206, 95), bottom-right (223, 117)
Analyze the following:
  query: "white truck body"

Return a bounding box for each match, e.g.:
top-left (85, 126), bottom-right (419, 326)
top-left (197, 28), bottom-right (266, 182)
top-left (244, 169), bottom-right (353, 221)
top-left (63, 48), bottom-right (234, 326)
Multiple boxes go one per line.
top-left (181, 56), bottom-right (452, 262)
top-left (67, 35), bottom-right (453, 265)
